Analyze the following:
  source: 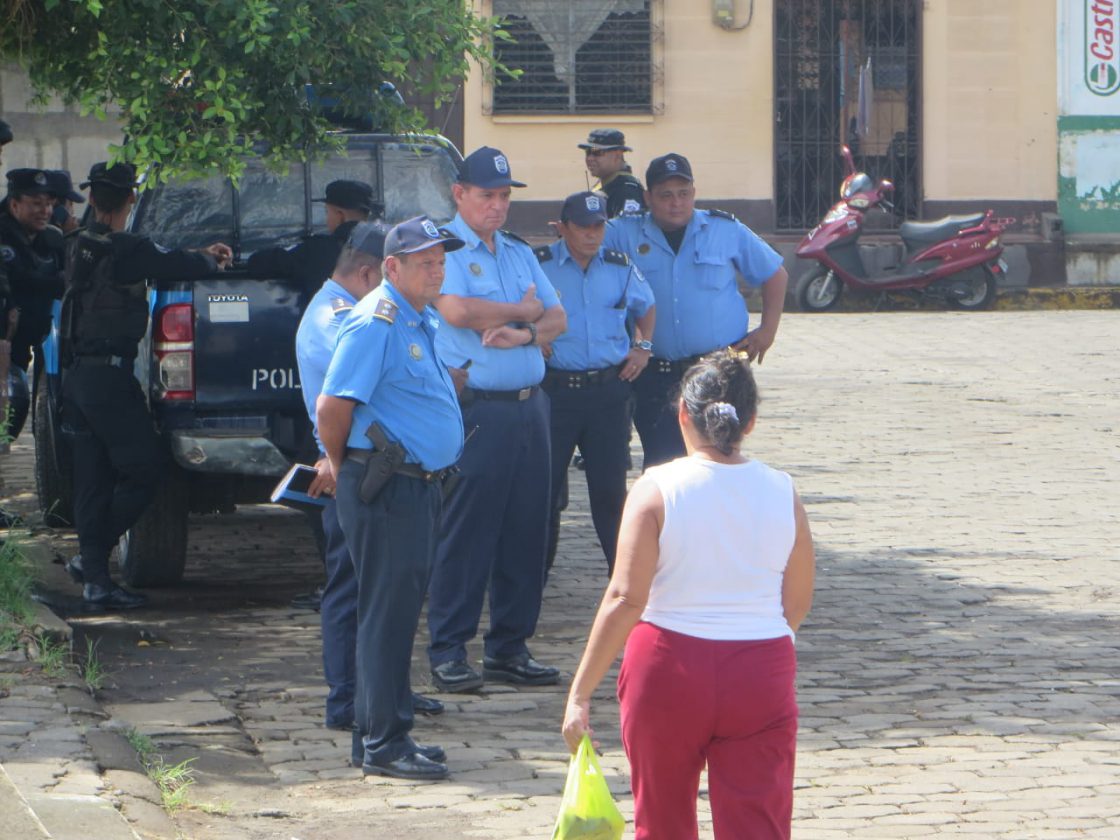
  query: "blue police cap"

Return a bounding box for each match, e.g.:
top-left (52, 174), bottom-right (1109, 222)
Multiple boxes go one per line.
top-left (458, 146), bottom-right (526, 189)
top-left (560, 191), bottom-right (609, 226)
top-left (47, 170), bottom-right (85, 203)
top-left (80, 162), bottom-right (139, 190)
top-left (645, 152), bottom-right (693, 188)
top-left (384, 216), bottom-right (465, 257)
top-left (345, 221), bottom-right (387, 259)
top-left (5, 168), bottom-right (53, 196)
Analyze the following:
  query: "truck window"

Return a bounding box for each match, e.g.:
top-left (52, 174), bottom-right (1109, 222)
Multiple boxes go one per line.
top-left (239, 161), bottom-right (306, 254)
top-left (380, 143), bottom-right (457, 224)
top-left (140, 175), bottom-right (234, 251)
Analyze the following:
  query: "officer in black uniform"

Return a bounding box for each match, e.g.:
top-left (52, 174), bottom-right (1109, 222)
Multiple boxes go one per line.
top-left (61, 162), bottom-right (232, 610)
top-left (47, 170), bottom-right (85, 234)
top-left (0, 120), bottom-right (12, 166)
top-left (578, 129), bottom-right (645, 218)
top-left (247, 179), bottom-right (381, 299)
top-left (0, 168), bottom-right (65, 389)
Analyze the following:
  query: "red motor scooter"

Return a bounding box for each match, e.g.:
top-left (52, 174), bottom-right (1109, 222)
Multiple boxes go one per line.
top-left (795, 146), bottom-right (1013, 311)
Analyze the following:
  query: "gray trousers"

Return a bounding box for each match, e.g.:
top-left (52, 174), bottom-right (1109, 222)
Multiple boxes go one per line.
top-left (335, 460), bottom-right (441, 764)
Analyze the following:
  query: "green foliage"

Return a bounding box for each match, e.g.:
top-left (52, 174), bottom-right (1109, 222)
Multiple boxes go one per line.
top-left (0, 537), bottom-right (34, 651)
top-left (81, 636), bottom-right (106, 692)
top-left (1, 0), bottom-right (505, 182)
top-left (148, 756), bottom-right (197, 811)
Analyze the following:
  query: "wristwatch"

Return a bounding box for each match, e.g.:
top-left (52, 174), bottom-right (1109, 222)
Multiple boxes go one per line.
top-left (631, 339), bottom-right (653, 352)
top-left (523, 322), bottom-right (539, 346)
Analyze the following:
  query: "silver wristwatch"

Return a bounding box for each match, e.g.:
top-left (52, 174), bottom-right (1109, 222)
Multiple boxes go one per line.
top-left (631, 339), bottom-right (653, 352)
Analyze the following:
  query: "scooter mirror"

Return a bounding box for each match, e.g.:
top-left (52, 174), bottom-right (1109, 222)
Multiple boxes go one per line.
top-left (841, 145), bottom-right (851, 157)
top-left (879, 179), bottom-right (895, 193)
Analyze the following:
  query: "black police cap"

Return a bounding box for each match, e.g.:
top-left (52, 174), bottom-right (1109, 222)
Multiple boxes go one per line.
top-left (312, 179), bottom-right (378, 214)
top-left (645, 152), bottom-right (694, 188)
top-left (346, 221), bottom-right (388, 260)
top-left (578, 128), bottom-right (632, 152)
top-left (0, 120), bottom-right (12, 146)
top-left (47, 170), bottom-right (85, 203)
top-left (80, 162), bottom-right (139, 190)
top-left (5, 168), bottom-right (53, 196)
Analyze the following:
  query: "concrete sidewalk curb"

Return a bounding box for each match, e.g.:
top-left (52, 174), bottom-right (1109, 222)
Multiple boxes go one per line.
top-left (0, 763), bottom-right (50, 839)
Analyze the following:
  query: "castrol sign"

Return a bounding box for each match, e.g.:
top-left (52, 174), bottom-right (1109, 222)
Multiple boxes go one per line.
top-left (1062, 0), bottom-right (1120, 114)
top-left (1086, 0), bottom-right (1119, 95)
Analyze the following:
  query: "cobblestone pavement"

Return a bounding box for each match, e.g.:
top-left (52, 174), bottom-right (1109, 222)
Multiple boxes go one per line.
top-left (4, 311), bottom-right (1119, 839)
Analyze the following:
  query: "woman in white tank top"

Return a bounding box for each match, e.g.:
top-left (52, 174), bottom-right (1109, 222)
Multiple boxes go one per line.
top-left (562, 350), bottom-right (815, 840)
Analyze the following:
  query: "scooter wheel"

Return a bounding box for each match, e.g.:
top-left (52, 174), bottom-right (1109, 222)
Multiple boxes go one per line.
top-left (949, 265), bottom-right (997, 310)
top-left (797, 267), bottom-right (843, 312)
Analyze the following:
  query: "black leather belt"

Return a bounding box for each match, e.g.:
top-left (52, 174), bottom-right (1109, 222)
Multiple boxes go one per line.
top-left (650, 354), bottom-right (705, 377)
top-left (544, 364), bottom-right (622, 390)
top-left (345, 449), bottom-right (457, 484)
top-left (468, 385), bottom-right (538, 402)
top-left (69, 355), bottom-right (132, 369)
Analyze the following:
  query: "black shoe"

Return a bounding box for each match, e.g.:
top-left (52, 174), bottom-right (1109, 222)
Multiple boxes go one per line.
top-left (291, 586), bottom-right (323, 611)
top-left (412, 692), bottom-right (445, 716)
top-left (361, 751), bottom-right (449, 781)
top-left (430, 660), bottom-right (484, 693)
top-left (64, 555), bottom-right (85, 584)
top-left (83, 583), bottom-right (147, 611)
top-left (350, 741), bottom-right (446, 767)
top-left (482, 653), bottom-right (560, 686)
top-left (326, 716), bottom-right (354, 731)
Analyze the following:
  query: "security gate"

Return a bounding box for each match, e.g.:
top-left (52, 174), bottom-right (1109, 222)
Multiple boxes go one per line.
top-left (774, 0), bottom-right (921, 230)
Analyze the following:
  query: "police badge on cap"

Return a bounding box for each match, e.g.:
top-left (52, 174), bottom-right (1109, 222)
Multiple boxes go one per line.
top-left (645, 153), bottom-right (694, 188)
top-left (458, 146), bottom-right (527, 189)
top-left (560, 190), bottom-right (609, 226)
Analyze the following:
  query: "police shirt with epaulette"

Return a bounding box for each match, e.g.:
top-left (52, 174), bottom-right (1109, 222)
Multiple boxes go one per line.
top-left (602, 208), bottom-right (783, 361)
top-left (534, 239), bottom-right (654, 372)
top-left (322, 280), bottom-right (463, 471)
top-left (295, 278), bottom-right (357, 443)
top-left (434, 213), bottom-right (562, 392)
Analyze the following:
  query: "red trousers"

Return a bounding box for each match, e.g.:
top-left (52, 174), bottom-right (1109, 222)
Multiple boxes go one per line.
top-left (618, 623), bottom-right (798, 840)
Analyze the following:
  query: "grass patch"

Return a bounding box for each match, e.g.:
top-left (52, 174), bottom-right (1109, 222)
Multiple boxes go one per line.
top-left (81, 637), bottom-right (107, 693)
top-left (0, 536), bottom-right (34, 650)
top-left (34, 633), bottom-right (69, 678)
top-left (125, 727), bottom-right (199, 813)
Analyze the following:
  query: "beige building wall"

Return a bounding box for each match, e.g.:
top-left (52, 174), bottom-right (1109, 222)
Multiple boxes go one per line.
top-left (923, 0), bottom-right (1058, 201)
top-left (465, 0), bottom-right (775, 205)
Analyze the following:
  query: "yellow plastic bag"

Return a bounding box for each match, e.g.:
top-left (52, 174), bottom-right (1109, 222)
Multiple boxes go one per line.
top-left (551, 735), bottom-right (625, 840)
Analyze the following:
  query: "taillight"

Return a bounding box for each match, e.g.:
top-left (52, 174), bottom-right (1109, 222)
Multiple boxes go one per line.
top-left (154, 303), bottom-right (195, 401)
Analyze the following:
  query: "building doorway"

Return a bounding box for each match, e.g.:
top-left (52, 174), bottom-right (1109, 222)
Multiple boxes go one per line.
top-left (774, 0), bottom-right (921, 231)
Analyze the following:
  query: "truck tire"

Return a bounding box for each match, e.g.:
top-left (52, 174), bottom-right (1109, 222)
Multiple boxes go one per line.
top-left (33, 381), bottom-right (75, 527)
top-left (117, 465), bottom-right (189, 588)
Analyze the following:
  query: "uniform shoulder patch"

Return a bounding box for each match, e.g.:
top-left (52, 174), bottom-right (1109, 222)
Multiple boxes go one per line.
top-left (0, 245), bottom-right (15, 263)
top-left (330, 297), bottom-right (353, 314)
top-left (372, 297), bottom-right (398, 324)
top-left (706, 208), bottom-right (739, 222)
top-left (602, 249), bottom-right (630, 267)
top-left (499, 229), bottom-right (531, 248)
top-left (533, 245), bottom-right (553, 264)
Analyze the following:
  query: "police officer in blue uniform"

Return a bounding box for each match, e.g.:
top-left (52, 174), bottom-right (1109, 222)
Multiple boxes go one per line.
top-left (61, 163), bottom-right (232, 609)
top-left (536, 191), bottom-right (655, 574)
top-left (603, 152), bottom-right (788, 468)
top-left (248, 179), bottom-right (381, 299)
top-left (295, 221), bottom-right (444, 741)
top-left (316, 215), bottom-right (466, 781)
top-left (427, 147), bottom-right (567, 693)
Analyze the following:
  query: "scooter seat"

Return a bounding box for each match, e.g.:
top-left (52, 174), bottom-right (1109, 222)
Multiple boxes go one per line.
top-left (899, 214), bottom-right (986, 244)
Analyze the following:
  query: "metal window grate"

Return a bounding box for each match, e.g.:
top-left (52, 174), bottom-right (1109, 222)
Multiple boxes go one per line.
top-left (774, 0), bottom-right (921, 231)
top-left (492, 1), bottom-right (654, 114)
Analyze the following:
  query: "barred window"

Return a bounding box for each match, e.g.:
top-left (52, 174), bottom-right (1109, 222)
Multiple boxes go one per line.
top-left (491, 1), bottom-right (655, 114)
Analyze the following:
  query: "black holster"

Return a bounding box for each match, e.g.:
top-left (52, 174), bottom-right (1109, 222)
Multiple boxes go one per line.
top-left (357, 423), bottom-right (406, 504)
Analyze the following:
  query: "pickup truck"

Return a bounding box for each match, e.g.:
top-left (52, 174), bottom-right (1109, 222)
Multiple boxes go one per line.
top-left (34, 132), bottom-right (462, 587)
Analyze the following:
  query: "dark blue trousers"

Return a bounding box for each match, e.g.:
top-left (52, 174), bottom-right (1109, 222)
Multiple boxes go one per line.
top-left (335, 463), bottom-right (441, 765)
top-left (544, 376), bottom-right (632, 574)
top-left (633, 367), bottom-right (687, 469)
top-left (319, 498), bottom-right (357, 729)
top-left (427, 388), bottom-right (551, 667)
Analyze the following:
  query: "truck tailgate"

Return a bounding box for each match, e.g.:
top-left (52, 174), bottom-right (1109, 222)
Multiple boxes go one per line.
top-left (191, 276), bottom-right (305, 410)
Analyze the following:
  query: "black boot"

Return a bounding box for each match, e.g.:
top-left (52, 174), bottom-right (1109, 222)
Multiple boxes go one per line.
top-left (65, 555), bottom-right (85, 584)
